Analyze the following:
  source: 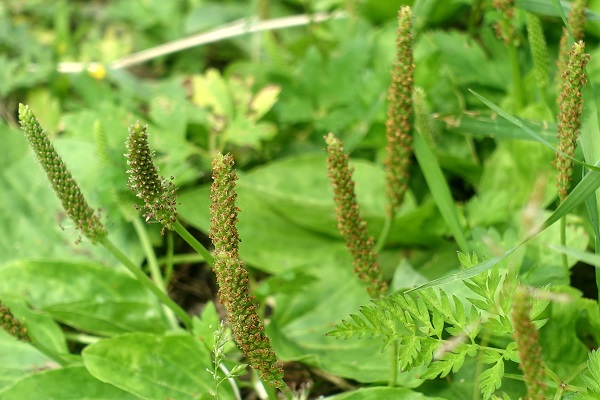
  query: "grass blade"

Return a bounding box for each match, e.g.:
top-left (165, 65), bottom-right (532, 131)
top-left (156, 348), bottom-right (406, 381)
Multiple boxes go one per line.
top-left (413, 128), bottom-right (469, 253)
top-left (469, 89), bottom-right (600, 173)
top-left (410, 159), bottom-right (600, 292)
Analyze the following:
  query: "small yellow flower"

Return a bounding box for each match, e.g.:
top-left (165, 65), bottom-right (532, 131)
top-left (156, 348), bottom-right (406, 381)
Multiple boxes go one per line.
top-left (87, 63), bottom-right (107, 80)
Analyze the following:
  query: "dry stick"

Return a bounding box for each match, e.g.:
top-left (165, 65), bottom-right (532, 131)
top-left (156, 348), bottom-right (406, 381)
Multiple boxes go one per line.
top-left (52, 12), bottom-right (347, 74)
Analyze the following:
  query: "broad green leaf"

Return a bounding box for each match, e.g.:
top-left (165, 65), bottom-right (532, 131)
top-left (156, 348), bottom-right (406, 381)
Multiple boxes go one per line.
top-left (268, 257), bottom-right (422, 386)
top-left (2, 128), bottom-right (144, 266)
top-left (325, 387), bottom-right (446, 400)
top-left (83, 333), bottom-right (228, 400)
top-left (179, 183), bottom-right (346, 273)
top-left (0, 298), bottom-right (67, 355)
top-left (0, 366), bottom-right (139, 400)
top-left (0, 261), bottom-right (169, 336)
top-left (238, 153), bottom-right (445, 244)
top-left (0, 329), bottom-right (54, 391)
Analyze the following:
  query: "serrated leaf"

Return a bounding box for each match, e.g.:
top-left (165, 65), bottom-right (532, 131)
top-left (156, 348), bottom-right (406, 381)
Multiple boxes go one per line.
top-left (453, 296), bottom-right (466, 328)
top-left (398, 336), bottom-right (422, 371)
top-left (482, 317), bottom-right (512, 336)
top-left (466, 297), bottom-right (490, 311)
top-left (431, 309), bottom-right (445, 338)
top-left (463, 279), bottom-right (488, 299)
top-left (413, 337), bottom-right (440, 368)
top-left (481, 350), bottom-right (502, 364)
top-left (421, 343), bottom-right (471, 379)
top-left (479, 359), bottom-right (504, 399)
top-left (585, 350), bottom-right (600, 393)
top-left (503, 342), bottom-right (520, 363)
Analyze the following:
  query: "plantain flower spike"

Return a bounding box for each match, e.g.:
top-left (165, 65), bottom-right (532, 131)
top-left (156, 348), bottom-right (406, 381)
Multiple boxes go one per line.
top-left (325, 133), bottom-right (387, 298)
top-left (492, 0), bottom-right (517, 45)
top-left (209, 153), bottom-right (284, 388)
top-left (125, 122), bottom-right (178, 233)
top-left (0, 303), bottom-right (30, 342)
top-left (385, 6), bottom-right (415, 217)
top-left (556, 0), bottom-right (587, 93)
top-left (18, 104), bottom-right (107, 244)
top-left (511, 287), bottom-right (547, 400)
top-left (525, 13), bottom-right (549, 92)
top-left (555, 40), bottom-right (590, 201)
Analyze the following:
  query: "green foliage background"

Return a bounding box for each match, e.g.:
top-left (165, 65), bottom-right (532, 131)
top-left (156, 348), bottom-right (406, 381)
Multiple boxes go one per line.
top-left (4, 0), bottom-right (600, 399)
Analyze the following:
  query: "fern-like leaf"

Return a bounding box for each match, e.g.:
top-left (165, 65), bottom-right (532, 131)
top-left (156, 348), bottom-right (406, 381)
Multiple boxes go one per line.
top-left (479, 352), bottom-right (504, 400)
top-left (421, 343), bottom-right (476, 379)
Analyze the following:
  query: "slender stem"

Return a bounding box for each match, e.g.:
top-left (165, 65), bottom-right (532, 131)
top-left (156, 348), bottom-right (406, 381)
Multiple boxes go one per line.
top-left (550, 362), bottom-right (587, 399)
top-left (100, 237), bottom-right (193, 330)
top-left (376, 213), bottom-right (395, 253)
top-left (560, 217), bottom-right (569, 280)
top-left (173, 220), bottom-right (215, 267)
top-left (165, 230), bottom-right (175, 285)
top-left (132, 218), bottom-right (166, 291)
top-left (132, 218), bottom-right (179, 330)
top-left (473, 331), bottom-right (490, 400)
top-left (388, 340), bottom-right (398, 387)
top-left (218, 362), bottom-right (243, 400)
top-left (508, 43), bottom-right (523, 112)
top-left (562, 362), bottom-right (588, 384)
top-left (63, 332), bottom-right (101, 345)
top-left (157, 253), bottom-right (205, 266)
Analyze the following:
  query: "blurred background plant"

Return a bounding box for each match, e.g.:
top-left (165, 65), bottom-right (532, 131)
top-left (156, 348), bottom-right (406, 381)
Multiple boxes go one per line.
top-left (4, 0), bottom-right (600, 399)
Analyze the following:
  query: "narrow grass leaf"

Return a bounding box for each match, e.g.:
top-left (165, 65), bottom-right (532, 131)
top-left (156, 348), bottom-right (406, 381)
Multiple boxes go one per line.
top-left (469, 90), bottom-right (600, 173)
top-left (406, 249), bottom-right (516, 292)
top-left (579, 81), bottom-right (600, 277)
top-left (410, 162), bottom-right (600, 292)
top-left (413, 129), bottom-right (469, 253)
top-left (547, 245), bottom-right (600, 267)
top-left (540, 162), bottom-right (600, 230)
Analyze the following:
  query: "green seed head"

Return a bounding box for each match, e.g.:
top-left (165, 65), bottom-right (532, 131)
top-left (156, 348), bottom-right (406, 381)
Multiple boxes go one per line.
top-left (18, 104), bottom-right (107, 244)
top-left (0, 303), bottom-right (30, 342)
top-left (125, 122), bottom-right (178, 233)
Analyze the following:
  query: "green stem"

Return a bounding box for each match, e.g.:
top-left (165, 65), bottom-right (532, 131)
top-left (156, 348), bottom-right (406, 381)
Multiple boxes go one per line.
top-left (29, 335), bottom-right (71, 367)
top-left (551, 362), bottom-right (587, 399)
top-left (100, 237), bottom-right (193, 330)
top-left (473, 331), bottom-right (491, 400)
top-left (63, 332), bottom-right (101, 345)
top-left (133, 218), bottom-right (179, 330)
top-left (157, 253), bottom-right (205, 266)
top-left (173, 220), bottom-right (215, 267)
top-left (165, 230), bottom-right (175, 285)
top-left (376, 213), bottom-right (395, 253)
top-left (388, 340), bottom-right (398, 387)
top-left (133, 218), bottom-right (166, 291)
top-left (560, 217), bottom-right (569, 281)
top-left (508, 43), bottom-right (524, 112)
